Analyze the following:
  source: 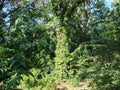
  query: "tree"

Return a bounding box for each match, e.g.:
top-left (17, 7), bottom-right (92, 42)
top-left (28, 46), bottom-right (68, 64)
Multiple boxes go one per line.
top-left (0, 0), bottom-right (120, 89)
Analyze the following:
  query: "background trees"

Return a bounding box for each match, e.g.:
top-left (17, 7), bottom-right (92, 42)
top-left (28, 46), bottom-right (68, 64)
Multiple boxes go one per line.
top-left (0, 0), bottom-right (120, 90)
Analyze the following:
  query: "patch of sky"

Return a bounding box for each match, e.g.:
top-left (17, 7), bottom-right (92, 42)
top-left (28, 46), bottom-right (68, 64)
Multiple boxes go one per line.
top-left (105, 0), bottom-right (114, 9)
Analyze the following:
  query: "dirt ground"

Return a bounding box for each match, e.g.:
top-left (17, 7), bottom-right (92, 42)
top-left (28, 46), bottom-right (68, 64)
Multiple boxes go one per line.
top-left (56, 82), bottom-right (90, 90)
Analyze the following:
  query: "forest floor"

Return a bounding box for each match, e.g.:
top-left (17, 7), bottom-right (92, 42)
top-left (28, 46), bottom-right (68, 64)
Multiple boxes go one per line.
top-left (0, 81), bottom-right (90, 90)
top-left (56, 81), bottom-right (90, 90)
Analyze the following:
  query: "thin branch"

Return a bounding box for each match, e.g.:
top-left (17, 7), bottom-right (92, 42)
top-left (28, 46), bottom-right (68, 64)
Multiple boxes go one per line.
top-left (3, 7), bottom-right (19, 18)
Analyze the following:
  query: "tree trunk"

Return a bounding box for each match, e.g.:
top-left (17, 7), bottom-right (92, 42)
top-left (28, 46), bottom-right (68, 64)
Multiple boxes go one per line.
top-left (54, 26), bottom-right (69, 80)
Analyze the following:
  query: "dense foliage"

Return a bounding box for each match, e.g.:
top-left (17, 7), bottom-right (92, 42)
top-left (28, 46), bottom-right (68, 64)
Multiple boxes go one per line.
top-left (0, 0), bottom-right (120, 90)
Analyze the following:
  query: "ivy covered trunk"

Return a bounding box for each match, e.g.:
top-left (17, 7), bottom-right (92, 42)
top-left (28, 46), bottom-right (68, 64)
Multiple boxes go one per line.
top-left (54, 25), bottom-right (69, 80)
top-left (51, 0), bottom-right (71, 80)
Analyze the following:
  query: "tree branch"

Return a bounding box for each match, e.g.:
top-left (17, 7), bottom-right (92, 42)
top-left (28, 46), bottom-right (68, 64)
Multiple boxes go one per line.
top-left (3, 7), bottom-right (19, 18)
